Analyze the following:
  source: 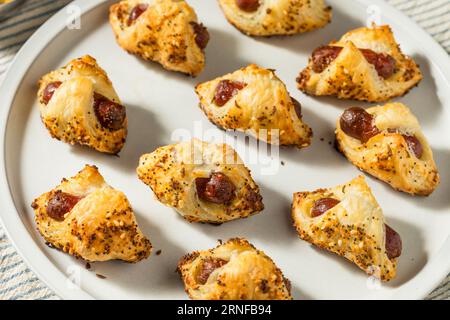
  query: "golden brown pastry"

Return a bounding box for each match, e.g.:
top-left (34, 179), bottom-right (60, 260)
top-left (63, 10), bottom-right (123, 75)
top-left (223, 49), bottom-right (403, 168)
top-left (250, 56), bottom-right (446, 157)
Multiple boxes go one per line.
top-left (178, 238), bottom-right (292, 300)
top-left (37, 55), bottom-right (127, 154)
top-left (335, 103), bottom-right (439, 196)
top-left (218, 0), bottom-right (331, 36)
top-left (195, 64), bottom-right (312, 148)
top-left (297, 25), bottom-right (422, 102)
top-left (292, 176), bottom-right (402, 281)
top-left (109, 0), bottom-right (209, 76)
top-left (31, 165), bottom-right (151, 262)
top-left (137, 139), bottom-right (264, 224)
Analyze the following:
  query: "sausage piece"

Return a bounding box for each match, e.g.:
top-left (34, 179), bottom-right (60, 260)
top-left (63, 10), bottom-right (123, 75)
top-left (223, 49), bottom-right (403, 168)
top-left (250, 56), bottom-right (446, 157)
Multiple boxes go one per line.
top-left (385, 224), bottom-right (402, 259)
top-left (359, 49), bottom-right (396, 79)
top-left (195, 172), bottom-right (236, 204)
top-left (197, 258), bottom-right (228, 284)
top-left (93, 93), bottom-right (126, 131)
top-left (291, 96), bottom-right (303, 119)
top-left (42, 81), bottom-right (62, 105)
top-left (213, 80), bottom-right (246, 106)
top-left (127, 4), bottom-right (148, 26)
top-left (340, 107), bottom-right (380, 143)
top-left (190, 22), bottom-right (209, 50)
top-left (311, 198), bottom-right (340, 217)
top-left (46, 190), bottom-right (82, 221)
top-left (236, 0), bottom-right (260, 12)
top-left (311, 45), bottom-right (396, 79)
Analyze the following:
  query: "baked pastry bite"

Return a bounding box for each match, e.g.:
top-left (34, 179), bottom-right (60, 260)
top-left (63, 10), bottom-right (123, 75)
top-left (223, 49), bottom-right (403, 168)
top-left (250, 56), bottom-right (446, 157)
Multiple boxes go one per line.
top-left (297, 25), bottom-right (422, 102)
top-left (109, 0), bottom-right (209, 76)
top-left (31, 165), bottom-right (151, 262)
top-left (195, 64), bottom-right (312, 148)
top-left (292, 176), bottom-right (402, 281)
top-left (137, 139), bottom-right (264, 224)
top-left (37, 55), bottom-right (127, 154)
top-left (218, 0), bottom-right (331, 36)
top-left (177, 238), bottom-right (292, 300)
top-left (335, 103), bottom-right (439, 196)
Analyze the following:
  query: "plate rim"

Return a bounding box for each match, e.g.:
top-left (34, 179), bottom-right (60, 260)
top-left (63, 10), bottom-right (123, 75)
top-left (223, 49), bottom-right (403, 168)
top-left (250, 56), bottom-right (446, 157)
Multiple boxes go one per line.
top-left (0, 0), bottom-right (449, 300)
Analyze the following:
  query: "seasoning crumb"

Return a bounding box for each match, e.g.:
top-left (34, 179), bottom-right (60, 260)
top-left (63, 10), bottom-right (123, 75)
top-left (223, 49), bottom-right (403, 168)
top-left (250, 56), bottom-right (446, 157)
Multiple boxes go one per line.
top-left (281, 161), bottom-right (285, 166)
top-left (156, 250), bottom-right (162, 256)
top-left (85, 262), bottom-right (91, 270)
top-left (218, 239), bottom-right (223, 245)
top-left (96, 273), bottom-right (107, 279)
top-left (328, 141), bottom-right (332, 145)
top-left (320, 138), bottom-right (324, 141)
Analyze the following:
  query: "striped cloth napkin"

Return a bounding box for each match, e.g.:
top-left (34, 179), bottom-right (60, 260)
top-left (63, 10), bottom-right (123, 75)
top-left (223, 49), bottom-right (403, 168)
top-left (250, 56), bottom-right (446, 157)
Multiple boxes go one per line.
top-left (0, 0), bottom-right (449, 300)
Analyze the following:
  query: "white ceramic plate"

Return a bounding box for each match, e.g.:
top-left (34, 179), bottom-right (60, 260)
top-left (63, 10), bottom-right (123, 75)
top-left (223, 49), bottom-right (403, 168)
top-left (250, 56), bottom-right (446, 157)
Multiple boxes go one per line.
top-left (1, 0), bottom-right (449, 300)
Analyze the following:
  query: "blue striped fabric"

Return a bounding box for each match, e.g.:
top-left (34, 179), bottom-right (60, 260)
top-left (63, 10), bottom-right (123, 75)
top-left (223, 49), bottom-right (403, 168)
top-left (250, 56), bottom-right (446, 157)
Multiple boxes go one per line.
top-left (0, 0), bottom-right (449, 300)
top-left (0, 228), bottom-right (58, 300)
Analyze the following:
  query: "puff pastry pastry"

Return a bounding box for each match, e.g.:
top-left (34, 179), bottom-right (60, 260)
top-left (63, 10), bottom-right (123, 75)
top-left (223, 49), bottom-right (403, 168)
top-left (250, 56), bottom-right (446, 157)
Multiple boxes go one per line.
top-left (335, 103), bottom-right (439, 196)
top-left (218, 0), bottom-right (331, 36)
top-left (31, 165), bottom-right (152, 262)
top-left (195, 64), bottom-right (312, 148)
top-left (37, 55), bottom-right (127, 154)
top-left (137, 139), bottom-right (264, 224)
top-left (297, 25), bottom-right (422, 102)
top-left (292, 176), bottom-right (402, 281)
top-left (178, 238), bottom-right (292, 300)
top-left (109, 0), bottom-right (209, 76)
